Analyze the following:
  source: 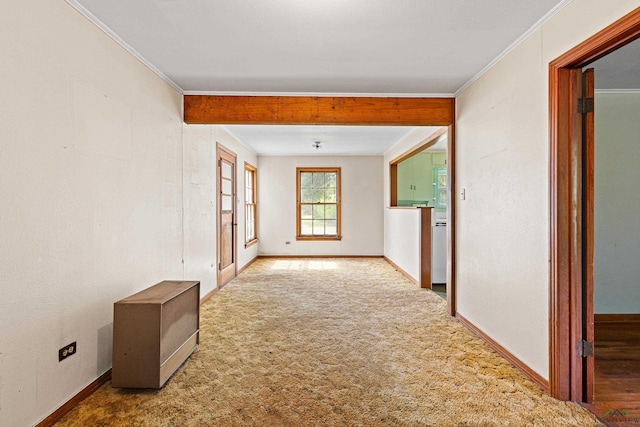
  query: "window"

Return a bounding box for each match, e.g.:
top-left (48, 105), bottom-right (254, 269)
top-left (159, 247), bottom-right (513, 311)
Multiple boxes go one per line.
top-left (296, 168), bottom-right (341, 240)
top-left (245, 163), bottom-right (257, 246)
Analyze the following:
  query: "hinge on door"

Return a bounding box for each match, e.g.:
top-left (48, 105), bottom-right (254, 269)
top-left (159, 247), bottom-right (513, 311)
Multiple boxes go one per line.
top-left (578, 97), bottom-right (594, 114)
top-left (218, 262), bottom-right (221, 270)
top-left (577, 340), bottom-right (594, 357)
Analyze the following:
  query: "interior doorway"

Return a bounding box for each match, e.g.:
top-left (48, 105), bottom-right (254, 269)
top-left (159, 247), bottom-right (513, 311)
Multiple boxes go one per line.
top-left (217, 143), bottom-right (237, 287)
top-left (185, 95), bottom-right (457, 315)
top-left (389, 127), bottom-right (449, 298)
top-left (589, 37), bottom-right (640, 406)
top-left (549, 6), bottom-right (640, 415)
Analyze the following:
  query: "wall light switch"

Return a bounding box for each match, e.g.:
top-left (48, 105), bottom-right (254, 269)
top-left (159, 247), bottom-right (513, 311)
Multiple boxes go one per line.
top-left (460, 188), bottom-right (466, 200)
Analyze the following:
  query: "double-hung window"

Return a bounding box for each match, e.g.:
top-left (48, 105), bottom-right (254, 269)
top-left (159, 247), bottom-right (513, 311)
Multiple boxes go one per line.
top-left (296, 168), bottom-right (341, 240)
top-left (245, 163), bottom-right (257, 246)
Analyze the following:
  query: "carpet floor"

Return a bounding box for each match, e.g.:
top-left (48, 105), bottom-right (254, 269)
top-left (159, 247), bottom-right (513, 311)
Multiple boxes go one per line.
top-left (56, 258), bottom-right (599, 426)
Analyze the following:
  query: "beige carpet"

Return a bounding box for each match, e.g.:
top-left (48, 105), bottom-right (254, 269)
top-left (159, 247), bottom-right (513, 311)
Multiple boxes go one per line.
top-left (56, 258), bottom-right (598, 426)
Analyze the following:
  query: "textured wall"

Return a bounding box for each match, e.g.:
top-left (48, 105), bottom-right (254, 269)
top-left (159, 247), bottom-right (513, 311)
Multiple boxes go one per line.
top-left (0, 2), bottom-right (258, 426)
top-left (257, 156), bottom-right (384, 256)
top-left (384, 209), bottom-right (422, 281)
top-left (455, 0), bottom-right (640, 380)
top-left (0, 1), bottom-right (184, 425)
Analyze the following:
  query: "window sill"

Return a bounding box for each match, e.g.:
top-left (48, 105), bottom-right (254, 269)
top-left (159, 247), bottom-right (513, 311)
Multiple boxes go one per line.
top-left (387, 206), bottom-right (433, 209)
top-left (245, 239), bottom-right (258, 248)
top-left (296, 236), bottom-right (342, 241)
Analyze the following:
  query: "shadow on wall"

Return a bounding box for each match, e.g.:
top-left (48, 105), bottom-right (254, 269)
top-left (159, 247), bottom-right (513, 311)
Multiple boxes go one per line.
top-left (97, 322), bottom-right (113, 375)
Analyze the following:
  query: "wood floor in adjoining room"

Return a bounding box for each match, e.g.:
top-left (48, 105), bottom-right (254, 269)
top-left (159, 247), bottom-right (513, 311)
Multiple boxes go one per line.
top-left (595, 321), bottom-right (640, 402)
top-left (588, 320), bottom-right (640, 424)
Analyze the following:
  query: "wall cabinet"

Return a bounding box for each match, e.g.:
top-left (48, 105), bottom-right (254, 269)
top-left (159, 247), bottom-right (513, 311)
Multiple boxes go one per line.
top-left (397, 152), bottom-right (446, 207)
top-left (397, 155), bottom-right (416, 201)
top-left (432, 152), bottom-right (446, 167)
top-left (112, 280), bottom-right (200, 389)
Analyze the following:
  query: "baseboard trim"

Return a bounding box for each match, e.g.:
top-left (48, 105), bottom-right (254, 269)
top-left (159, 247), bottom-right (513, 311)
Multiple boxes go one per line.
top-left (595, 313), bottom-right (640, 323)
top-left (455, 313), bottom-right (550, 394)
top-left (36, 369), bottom-right (112, 427)
top-left (383, 256), bottom-right (418, 286)
top-left (201, 257), bottom-right (259, 305)
top-left (237, 256), bottom-right (258, 274)
top-left (257, 255), bottom-right (384, 258)
top-left (200, 287), bottom-right (219, 305)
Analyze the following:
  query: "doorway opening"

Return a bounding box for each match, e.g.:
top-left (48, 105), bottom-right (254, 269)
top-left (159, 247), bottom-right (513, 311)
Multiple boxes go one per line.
top-left (389, 127), bottom-right (449, 299)
top-left (185, 95), bottom-right (457, 315)
top-left (549, 6), bottom-right (640, 414)
top-left (589, 37), bottom-right (640, 407)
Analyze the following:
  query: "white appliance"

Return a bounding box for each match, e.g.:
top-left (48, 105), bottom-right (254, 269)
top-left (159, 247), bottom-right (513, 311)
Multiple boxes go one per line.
top-left (432, 218), bottom-right (447, 284)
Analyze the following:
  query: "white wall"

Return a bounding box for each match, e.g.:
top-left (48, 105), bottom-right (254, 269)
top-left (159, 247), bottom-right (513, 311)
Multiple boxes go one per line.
top-left (258, 156), bottom-right (383, 255)
top-left (594, 92), bottom-right (640, 314)
top-left (183, 126), bottom-right (216, 295)
top-left (0, 2), bottom-right (181, 425)
top-left (455, 0), bottom-right (640, 380)
top-left (384, 209), bottom-right (422, 281)
top-left (0, 2), bottom-right (260, 426)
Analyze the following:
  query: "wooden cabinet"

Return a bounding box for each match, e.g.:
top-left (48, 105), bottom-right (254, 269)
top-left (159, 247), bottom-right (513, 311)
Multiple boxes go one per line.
top-left (112, 280), bottom-right (200, 389)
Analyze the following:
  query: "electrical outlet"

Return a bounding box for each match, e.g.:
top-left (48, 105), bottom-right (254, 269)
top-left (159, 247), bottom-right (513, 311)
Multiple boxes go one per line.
top-left (285, 241), bottom-right (291, 245)
top-left (59, 341), bottom-right (77, 362)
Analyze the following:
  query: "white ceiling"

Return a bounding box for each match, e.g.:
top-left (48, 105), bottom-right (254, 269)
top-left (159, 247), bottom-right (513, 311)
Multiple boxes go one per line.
top-left (223, 125), bottom-right (445, 156)
top-left (67, 0), bottom-right (571, 155)
top-left (69, 0), bottom-right (567, 95)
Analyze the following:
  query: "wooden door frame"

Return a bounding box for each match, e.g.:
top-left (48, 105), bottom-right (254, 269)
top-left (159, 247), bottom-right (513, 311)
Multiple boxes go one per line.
top-left (549, 7), bottom-right (640, 401)
top-left (216, 142), bottom-right (238, 288)
top-left (186, 95), bottom-right (457, 315)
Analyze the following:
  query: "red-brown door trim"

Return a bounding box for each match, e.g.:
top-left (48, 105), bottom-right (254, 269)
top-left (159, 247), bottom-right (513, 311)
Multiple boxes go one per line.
top-left (549, 6), bottom-right (640, 402)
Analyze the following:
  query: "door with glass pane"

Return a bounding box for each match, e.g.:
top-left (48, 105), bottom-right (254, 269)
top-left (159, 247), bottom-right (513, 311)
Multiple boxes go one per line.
top-left (217, 144), bottom-right (236, 286)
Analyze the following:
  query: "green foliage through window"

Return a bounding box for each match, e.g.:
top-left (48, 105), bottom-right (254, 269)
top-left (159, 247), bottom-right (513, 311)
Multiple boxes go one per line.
top-left (297, 169), bottom-right (341, 238)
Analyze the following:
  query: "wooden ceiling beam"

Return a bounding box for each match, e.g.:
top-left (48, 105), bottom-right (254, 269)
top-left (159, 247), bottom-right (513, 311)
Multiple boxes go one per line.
top-left (183, 95), bottom-right (454, 126)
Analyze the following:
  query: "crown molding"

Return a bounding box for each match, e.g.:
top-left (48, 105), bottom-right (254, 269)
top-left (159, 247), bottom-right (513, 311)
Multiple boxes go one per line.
top-left (65, 0), bottom-right (183, 94)
top-left (455, 0), bottom-right (575, 96)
